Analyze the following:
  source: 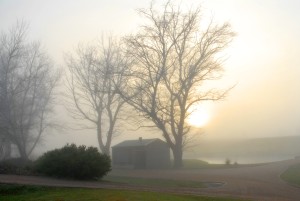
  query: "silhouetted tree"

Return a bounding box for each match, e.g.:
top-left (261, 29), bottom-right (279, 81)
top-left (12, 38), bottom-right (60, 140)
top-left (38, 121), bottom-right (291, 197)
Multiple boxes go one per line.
top-left (0, 21), bottom-right (60, 160)
top-left (65, 36), bottom-right (130, 155)
top-left (120, 1), bottom-right (235, 168)
top-left (0, 137), bottom-right (11, 160)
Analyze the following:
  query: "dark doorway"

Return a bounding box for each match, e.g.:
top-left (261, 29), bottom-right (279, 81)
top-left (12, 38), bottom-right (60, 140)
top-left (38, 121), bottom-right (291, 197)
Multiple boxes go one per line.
top-left (134, 151), bottom-right (146, 169)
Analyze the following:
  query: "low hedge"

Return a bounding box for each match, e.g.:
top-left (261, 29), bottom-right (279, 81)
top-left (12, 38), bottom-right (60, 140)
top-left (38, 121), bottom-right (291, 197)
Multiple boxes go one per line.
top-left (0, 158), bottom-right (33, 175)
top-left (34, 144), bottom-right (111, 180)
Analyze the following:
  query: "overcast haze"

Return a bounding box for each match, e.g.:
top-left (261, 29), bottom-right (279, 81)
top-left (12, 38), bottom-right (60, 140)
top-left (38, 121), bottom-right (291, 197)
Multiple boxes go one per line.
top-left (1, 0), bottom-right (300, 154)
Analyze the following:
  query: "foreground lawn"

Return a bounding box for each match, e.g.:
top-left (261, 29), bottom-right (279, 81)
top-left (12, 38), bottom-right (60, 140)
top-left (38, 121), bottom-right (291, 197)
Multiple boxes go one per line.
top-left (0, 184), bottom-right (244, 201)
top-left (281, 163), bottom-right (300, 186)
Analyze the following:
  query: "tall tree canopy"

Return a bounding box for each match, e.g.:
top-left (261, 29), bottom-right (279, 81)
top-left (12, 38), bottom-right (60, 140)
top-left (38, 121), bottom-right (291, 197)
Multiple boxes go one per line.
top-left (121, 1), bottom-right (235, 168)
top-left (65, 37), bottom-right (129, 155)
top-left (0, 21), bottom-right (60, 160)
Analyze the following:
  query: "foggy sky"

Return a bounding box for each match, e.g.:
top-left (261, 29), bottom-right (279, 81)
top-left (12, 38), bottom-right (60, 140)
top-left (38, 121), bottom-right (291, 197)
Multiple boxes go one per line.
top-left (1, 0), bottom-right (300, 154)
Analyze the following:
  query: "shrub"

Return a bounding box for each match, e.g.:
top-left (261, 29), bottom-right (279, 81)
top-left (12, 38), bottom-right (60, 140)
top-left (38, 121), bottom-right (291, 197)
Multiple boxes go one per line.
top-left (0, 158), bottom-right (33, 175)
top-left (34, 144), bottom-right (111, 180)
top-left (225, 158), bottom-right (231, 166)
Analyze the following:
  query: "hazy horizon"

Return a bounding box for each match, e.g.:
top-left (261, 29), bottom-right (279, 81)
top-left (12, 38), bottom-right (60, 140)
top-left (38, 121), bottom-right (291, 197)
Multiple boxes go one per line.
top-left (1, 0), bottom-right (300, 156)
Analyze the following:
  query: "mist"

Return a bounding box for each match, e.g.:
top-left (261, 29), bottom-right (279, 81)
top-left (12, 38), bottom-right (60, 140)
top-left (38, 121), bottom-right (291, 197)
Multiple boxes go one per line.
top-left (1, 0), bottom-right (300, 164)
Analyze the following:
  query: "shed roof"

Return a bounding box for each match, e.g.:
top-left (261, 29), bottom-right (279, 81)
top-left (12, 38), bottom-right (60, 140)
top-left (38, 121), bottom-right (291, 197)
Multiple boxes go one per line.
top-left (113, 138), bottom-right (164, 148)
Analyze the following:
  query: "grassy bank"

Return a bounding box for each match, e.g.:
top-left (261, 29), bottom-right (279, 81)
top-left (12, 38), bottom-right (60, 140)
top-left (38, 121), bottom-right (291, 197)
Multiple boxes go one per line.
top-left (281, 163), bottom-right (300, 187)
top-left (182, 159), bottom-right (265, 169)
top-left (0, 184), bottom-right (244, 201)
top-left (104, 176), bottom-right (207, 188)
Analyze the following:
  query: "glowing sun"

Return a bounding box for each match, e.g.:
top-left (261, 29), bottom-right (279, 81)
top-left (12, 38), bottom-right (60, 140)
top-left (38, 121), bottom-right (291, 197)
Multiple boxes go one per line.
top-left (187, 105), bottom-right (211, 127)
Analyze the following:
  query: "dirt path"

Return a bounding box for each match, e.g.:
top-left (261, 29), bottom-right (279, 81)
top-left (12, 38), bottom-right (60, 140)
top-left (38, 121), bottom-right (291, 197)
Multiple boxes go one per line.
top-left (1, 158), bottom-right (300, 201)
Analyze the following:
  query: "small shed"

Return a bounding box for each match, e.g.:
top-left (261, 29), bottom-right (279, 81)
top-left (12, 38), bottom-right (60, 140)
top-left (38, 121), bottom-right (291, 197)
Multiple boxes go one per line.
top-left (112, 138), bottom-right (170, 169)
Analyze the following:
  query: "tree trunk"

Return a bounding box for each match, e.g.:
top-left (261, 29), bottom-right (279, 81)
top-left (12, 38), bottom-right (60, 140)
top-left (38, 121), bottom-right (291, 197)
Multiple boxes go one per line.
top-left (19, 151), bottom-right (28, 161)
top-left (0, 139), bottom-right (12, 160)
top-left (172, 145), bottom-right (183, 168)
top-left (103, 146), bottom-right (110, 156)
top-left (16, 143), bottom-right (29, 161)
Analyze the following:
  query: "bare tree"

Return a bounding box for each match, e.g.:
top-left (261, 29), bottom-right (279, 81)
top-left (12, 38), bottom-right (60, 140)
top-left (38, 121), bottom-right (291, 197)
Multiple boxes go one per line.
top-left (121, 1), bottom-right (235, 168)
top-left (65, 37), bottom-right (129, 155)
top-left (0, 21), bottom-right (60, 161)
top-left (0, 137), bottom-right (11, 160)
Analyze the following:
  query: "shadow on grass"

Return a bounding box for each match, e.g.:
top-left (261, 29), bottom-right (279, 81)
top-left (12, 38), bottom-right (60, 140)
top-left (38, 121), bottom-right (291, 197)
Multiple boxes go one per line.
top-left (0, 184), bottom-right (244, 201)
top-left (0, 184), bottom-right (49, 195)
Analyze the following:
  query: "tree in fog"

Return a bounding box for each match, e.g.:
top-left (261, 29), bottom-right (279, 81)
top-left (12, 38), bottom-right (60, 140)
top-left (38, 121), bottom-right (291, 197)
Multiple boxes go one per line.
top-left (121, 1), bottom-right (235, 168)
top-left (0, 137), bottom-right (11, 160)
top-left (65, 37), bottom-right (129, 155)
top-left (0, 21), bottom-right (60, 160)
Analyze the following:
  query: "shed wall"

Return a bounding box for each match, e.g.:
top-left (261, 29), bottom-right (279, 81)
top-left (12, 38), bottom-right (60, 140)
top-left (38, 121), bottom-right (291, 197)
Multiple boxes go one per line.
top-left (112, 139), bottom-right (171, 169)
top-left (146, 140), bottom-right (171, 169)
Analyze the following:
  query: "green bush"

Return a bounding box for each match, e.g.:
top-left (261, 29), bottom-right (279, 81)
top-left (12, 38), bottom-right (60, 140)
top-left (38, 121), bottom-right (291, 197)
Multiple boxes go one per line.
top-left (0, 158), bottom-right (33, 175)
top-left (34, 144), bottom-right (111, 180)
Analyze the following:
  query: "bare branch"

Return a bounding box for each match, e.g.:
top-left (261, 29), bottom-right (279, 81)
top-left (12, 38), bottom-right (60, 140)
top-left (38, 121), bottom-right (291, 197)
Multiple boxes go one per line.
top-left (121, 1), bottom-right (235, 168)
top-left (0, 21), bottom-right (60, 160)
top-left (64, 35), bottom-right (130, 155)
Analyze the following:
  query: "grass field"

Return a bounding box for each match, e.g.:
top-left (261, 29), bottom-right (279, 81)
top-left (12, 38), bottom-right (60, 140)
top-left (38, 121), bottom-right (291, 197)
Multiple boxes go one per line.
top-left (103, 159), bottom-right (229, 188)
top-left (280, 162), bottom-right (300, 186)
top-left (104, 175), bottom-right (207, 188)
top-left (103, 159), bottom-right (266, 188)
top-left (182, 159), bottom-right (268, 169)
top-left (0, 184), bottom-right (245, 201)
